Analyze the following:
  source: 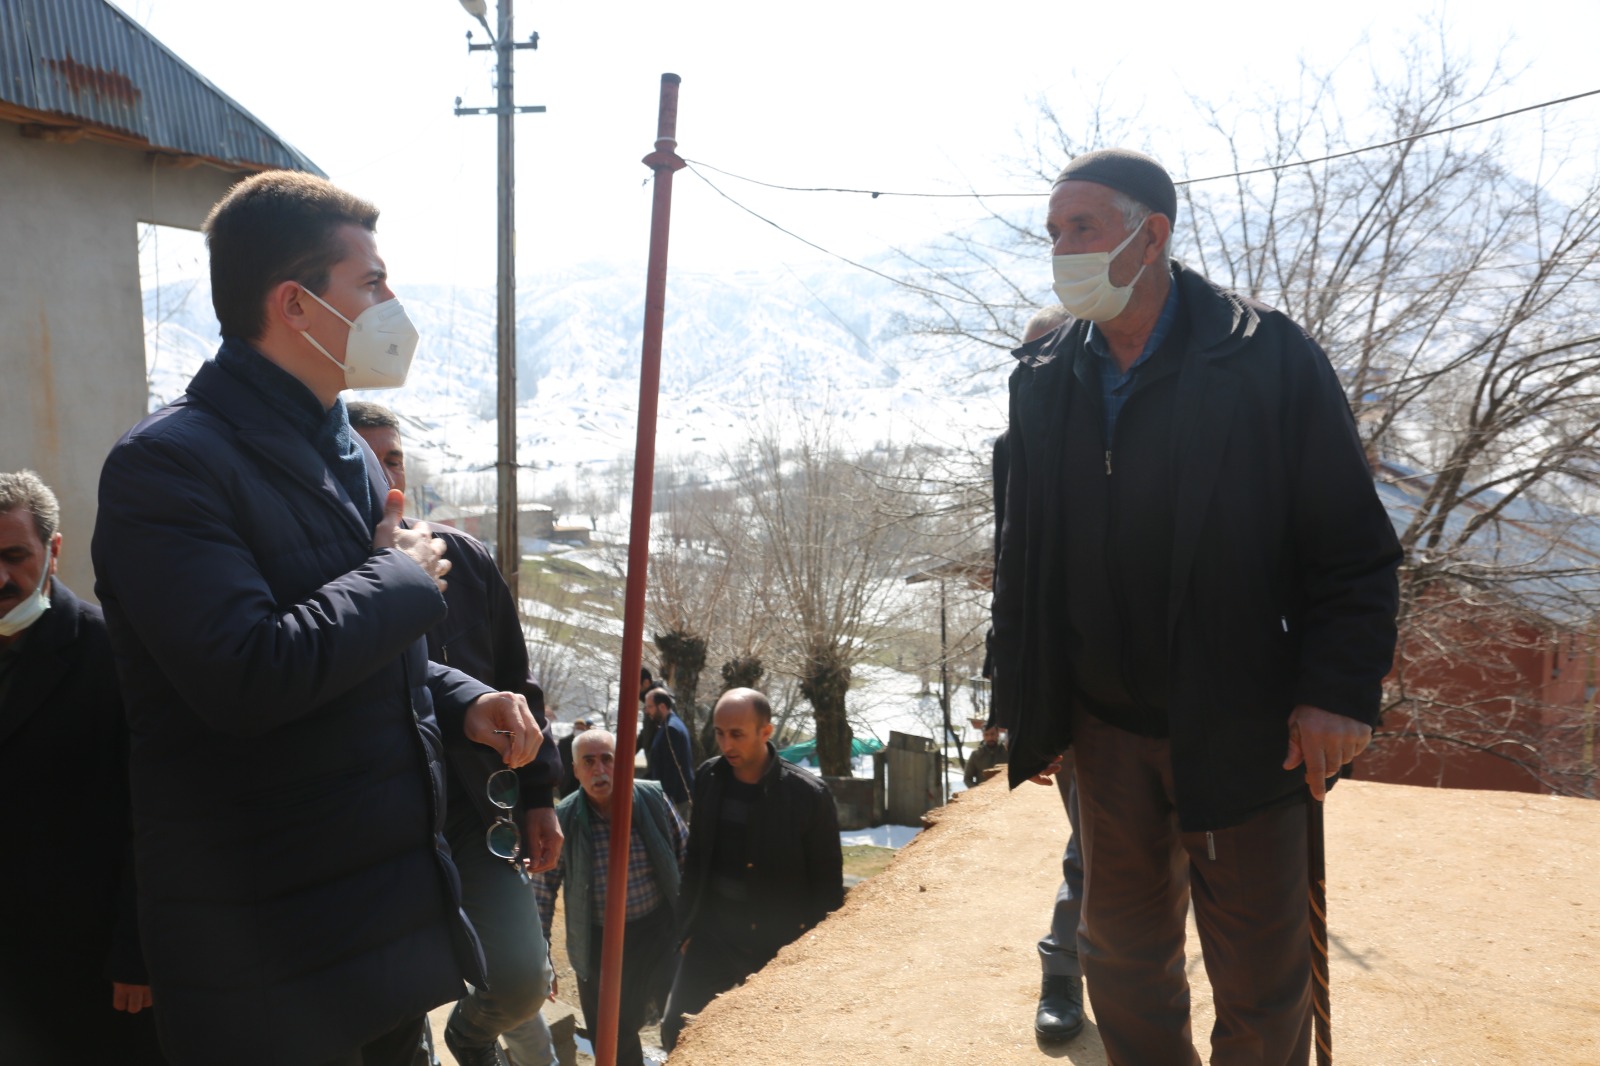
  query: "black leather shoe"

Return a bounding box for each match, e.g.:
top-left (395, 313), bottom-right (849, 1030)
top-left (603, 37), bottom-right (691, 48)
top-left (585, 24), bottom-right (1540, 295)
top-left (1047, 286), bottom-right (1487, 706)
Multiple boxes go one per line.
top-left (443, 1014), bottom-right (508, 1066)
top-left (1035, 974), bottom-right (1085, 1042)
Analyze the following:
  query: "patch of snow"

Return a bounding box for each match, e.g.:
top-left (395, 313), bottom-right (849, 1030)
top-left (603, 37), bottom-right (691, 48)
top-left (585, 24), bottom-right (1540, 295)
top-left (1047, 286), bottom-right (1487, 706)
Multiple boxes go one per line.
top-left (840, 825), bottom-right (921, 849)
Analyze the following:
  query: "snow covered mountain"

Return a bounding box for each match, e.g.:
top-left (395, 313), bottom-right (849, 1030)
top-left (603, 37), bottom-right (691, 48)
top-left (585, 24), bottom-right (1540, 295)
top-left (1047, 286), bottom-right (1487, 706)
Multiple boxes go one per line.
top-left (142, 258), bottom-right (1018, 493)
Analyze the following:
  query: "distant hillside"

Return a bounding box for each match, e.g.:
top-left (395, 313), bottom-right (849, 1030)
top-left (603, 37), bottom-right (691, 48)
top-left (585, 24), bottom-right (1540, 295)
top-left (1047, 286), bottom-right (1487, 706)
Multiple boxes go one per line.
top-left (142, 261), bottom-right (1019, 490)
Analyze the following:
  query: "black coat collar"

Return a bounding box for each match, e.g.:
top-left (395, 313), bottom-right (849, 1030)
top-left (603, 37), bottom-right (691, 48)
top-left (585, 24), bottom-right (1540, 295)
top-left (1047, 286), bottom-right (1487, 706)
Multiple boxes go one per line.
top-left (0, 579), bottom-right (84, 749)
top-left (186, 359), bottom-right (376, 547)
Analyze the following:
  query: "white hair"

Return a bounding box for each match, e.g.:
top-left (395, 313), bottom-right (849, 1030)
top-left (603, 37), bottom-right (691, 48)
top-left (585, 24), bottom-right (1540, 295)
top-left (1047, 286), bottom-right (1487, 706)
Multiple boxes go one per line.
top-left (573, 728), bottom-right (616, 756)
top-left (1108, 189), bottom-right (1172, 258)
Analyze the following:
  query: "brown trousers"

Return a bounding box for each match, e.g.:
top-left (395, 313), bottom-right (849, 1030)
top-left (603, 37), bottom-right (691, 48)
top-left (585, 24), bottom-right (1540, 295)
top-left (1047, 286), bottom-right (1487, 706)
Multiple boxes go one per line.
top-left (1072, 707), bottom-right (1312, 1066)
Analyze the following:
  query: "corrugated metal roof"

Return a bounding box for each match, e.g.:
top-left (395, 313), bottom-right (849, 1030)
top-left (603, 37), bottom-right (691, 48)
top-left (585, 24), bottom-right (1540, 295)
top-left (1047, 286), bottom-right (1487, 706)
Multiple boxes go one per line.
top-left (0, 0), bottom-right (322, 175)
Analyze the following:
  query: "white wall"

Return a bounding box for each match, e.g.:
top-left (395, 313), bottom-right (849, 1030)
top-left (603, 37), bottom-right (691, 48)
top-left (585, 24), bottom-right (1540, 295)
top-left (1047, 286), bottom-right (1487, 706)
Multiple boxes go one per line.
top-left (0, 129), bottom-right (241, 599)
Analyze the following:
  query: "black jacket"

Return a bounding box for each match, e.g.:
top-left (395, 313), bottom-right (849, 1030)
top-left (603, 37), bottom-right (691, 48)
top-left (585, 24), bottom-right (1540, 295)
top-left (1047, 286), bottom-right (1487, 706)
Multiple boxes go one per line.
top-left (678, 744), bottom-right (843, 959)
top-left (0, 581), bottom-right (165, 1063)
top-left (92, 354), bottom-right (494, 1064)
top-left (427, 525), bottom-right (561, 822)
top-left (992, 263), bottom-right (1401, 830)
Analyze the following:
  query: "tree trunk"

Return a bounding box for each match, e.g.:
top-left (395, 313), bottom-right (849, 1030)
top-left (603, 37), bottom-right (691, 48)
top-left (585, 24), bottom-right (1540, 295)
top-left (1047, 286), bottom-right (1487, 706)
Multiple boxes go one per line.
top-left (801, 648), bottom-right (854, 777)
top-left (655, 629), bottom-right (708, 760)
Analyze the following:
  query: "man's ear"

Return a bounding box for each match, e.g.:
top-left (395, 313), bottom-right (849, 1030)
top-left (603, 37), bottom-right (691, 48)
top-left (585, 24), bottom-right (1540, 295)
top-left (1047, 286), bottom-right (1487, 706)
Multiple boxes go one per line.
top-left (46, 531), bottom-right (61, 577)
top-left (268, 279), bottom-right (314, 333)
top-left (1144, 214), bottom-right (1173, 265)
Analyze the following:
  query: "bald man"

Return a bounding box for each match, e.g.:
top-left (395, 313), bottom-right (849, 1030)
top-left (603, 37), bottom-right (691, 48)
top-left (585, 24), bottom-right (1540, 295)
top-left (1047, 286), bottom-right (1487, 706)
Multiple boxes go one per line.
top-left (661, 689), bottom-right (843, 1051)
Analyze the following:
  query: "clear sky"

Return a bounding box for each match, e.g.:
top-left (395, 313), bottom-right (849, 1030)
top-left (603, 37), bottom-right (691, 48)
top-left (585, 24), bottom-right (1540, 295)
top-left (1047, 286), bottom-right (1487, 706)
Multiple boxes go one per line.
top-left (111, 0), bottom-right (1600, 289)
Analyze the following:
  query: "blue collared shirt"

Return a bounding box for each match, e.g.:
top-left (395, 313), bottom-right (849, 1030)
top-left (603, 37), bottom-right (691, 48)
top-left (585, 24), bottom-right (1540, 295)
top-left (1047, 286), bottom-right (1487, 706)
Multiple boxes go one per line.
top-left (1085, 271), bottom-right (1181, 448)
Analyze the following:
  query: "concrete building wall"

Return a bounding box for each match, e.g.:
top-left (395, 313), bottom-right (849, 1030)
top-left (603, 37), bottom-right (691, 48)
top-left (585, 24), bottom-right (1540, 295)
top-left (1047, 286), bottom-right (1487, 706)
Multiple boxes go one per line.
top-left (0, 129), bottom-right (240, 598)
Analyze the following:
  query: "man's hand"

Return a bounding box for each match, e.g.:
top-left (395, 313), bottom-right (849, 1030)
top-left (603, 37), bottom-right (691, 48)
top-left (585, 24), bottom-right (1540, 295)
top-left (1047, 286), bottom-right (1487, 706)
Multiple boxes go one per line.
top-left (112, 982), bottom-right (153, 1013)
top-left (465, 692), bottom-right (542, 767)
top-left (549, 974), bottom-right (560, 1001)
top-left (1283, 704), bottom-right (1372, 801)
top-left (372, 489), bottom-right (451, 593)
top-left (1029, 754), bottom-right (1064, 787)
top-left (523, 806), bottom-right (564, 873)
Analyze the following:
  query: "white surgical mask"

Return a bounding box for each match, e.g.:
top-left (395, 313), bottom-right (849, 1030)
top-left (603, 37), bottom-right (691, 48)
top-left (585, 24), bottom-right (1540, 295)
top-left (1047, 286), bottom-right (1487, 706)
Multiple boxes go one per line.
top-left (299, 288), bottom-right (420, 390)
top-left (1051, 215), bottom-right (1150, 322)
top-left (0, 564), bottom-right (51, 637)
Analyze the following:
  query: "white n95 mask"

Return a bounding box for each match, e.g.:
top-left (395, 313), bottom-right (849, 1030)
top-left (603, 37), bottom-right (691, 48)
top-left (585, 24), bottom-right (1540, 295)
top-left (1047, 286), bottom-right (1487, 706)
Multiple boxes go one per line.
top-left (298, 288), bottom-right (421, 390)
top-left (1051, 215), bottom-right (1150, 323)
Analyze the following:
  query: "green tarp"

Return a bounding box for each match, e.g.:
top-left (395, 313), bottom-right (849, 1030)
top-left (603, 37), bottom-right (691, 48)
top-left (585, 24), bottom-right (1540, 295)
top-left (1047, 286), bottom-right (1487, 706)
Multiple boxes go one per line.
top-left (778, 736), bottom-right (886, 764)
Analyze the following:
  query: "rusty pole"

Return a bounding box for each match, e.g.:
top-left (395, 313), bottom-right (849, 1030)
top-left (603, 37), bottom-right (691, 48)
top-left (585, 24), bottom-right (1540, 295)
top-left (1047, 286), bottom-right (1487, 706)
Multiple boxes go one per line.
top-left (593, 73), bottom-right (685, 1066)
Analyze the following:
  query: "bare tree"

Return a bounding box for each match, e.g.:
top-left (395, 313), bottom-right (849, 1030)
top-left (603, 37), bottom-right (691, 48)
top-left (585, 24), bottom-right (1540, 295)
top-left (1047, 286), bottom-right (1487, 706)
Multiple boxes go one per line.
top-left (731, 423), bottom-right (919, 776)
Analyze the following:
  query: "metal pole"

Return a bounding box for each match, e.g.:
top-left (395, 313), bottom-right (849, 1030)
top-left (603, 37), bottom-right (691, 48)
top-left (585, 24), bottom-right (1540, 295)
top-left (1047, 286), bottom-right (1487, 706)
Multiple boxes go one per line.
top-left (594, 73), bottom-right (684, 1066)
top-left (493, 0), bottom-right (519, 596)
top-left (1308, 800), bottom-right (1332, 1066)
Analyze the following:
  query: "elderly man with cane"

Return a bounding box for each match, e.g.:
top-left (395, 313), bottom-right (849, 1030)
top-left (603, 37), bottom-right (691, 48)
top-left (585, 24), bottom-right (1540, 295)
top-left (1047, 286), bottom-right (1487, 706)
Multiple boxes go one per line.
top-left (990, 148), bottom-right (1399, 1065)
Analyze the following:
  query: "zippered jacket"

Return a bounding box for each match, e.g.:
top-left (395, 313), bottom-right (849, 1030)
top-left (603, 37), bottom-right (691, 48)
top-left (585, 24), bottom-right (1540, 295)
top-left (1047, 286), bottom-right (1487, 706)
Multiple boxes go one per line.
top-left (991, 262), bottom-right (1401, 831)
top-left (92, 348), bottom-right (494, 1064)
top-left (678, 745), bottom-right (843, 960)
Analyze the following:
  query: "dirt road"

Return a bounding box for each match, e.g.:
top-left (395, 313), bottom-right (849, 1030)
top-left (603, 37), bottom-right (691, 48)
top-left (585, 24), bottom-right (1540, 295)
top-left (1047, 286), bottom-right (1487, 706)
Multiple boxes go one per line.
top-left (668, 778), bottom-right (1600, 1065)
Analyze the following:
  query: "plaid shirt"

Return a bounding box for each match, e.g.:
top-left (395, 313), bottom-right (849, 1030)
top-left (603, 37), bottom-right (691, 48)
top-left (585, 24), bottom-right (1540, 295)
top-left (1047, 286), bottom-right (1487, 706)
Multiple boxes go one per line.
top-left (533, 794), bottom-right (688, 943)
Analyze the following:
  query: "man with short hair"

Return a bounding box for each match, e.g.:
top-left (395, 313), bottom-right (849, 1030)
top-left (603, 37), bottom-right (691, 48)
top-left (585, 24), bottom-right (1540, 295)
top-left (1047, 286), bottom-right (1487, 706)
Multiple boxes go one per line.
top-left (520, 729), bottom-right (686, 1066)
top-left (991, 148), bottom-right (1401, 1064)
top-left (642, 687), bottom-right (694, 820)
top-left (92, 171), bottom-right (542, 1066)
top-left (557, 716), bottom-right (592, 800)
top-left (0, 471), bottom-right (165, 1065)
top-left (349, 401), bottom-right (562, 1066)
top-left (661, 688), bottom-right (844, 1051)
top-left (963, 723), bottom-right (1007, 788)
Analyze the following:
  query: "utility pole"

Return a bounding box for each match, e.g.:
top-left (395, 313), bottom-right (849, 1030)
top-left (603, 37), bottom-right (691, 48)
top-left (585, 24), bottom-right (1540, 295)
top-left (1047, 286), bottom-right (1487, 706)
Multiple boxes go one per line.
top-left (454, 0), bottom-right (544, 595)
top-left (939, 578), bottom-right (953, 802)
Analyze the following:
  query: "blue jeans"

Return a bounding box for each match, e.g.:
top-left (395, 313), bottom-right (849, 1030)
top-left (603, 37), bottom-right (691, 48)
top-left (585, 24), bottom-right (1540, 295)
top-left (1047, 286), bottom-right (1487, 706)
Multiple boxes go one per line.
top-left (442, 803), bottom-right (553, 1048)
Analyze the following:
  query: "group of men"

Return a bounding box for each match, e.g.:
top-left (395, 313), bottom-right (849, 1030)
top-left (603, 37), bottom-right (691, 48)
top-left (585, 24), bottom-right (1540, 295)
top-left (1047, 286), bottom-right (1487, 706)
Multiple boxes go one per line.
top-left (1, 168), bottom-right (845, 1066)
top-left (512, 687), bottom-right (841, 1066)
top-left (1, 141), bottom-right (1399, 1066)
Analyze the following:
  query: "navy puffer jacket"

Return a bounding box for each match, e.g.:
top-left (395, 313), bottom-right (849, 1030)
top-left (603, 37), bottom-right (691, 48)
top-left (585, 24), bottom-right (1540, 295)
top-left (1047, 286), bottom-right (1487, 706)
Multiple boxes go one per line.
top-left (92, 354), bottom-right (492, 1065)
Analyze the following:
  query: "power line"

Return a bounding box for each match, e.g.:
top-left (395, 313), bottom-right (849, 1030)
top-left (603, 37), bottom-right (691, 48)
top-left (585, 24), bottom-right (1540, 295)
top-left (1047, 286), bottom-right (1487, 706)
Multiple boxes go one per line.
top-left (683, 163), bottom-right (993, 308)
top-left (685, 86), bottom-right (1600, 200)
top-left (685, 161), bottom-right (1599, 304)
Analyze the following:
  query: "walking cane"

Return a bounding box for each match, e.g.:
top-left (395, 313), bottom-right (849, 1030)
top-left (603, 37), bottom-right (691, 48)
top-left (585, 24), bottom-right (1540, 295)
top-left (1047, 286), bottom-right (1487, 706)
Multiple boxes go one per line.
top-left (1308, 799), bottom-right (1332, 1066)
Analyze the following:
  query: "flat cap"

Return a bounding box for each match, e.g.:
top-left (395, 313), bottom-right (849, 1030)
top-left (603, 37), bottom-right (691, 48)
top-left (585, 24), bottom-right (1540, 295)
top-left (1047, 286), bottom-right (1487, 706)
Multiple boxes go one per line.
top-left (1053, 148), bottom-right (1177, 222)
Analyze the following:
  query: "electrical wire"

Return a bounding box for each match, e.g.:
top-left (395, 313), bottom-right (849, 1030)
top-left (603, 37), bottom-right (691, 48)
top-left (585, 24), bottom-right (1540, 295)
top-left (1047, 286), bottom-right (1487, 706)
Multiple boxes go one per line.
top-left (683, 163), bottom-right (995, 307)
top-left (685, 162), bottom-right (1600, 304)
top-left (684, 87), bottom-right (1600, 200)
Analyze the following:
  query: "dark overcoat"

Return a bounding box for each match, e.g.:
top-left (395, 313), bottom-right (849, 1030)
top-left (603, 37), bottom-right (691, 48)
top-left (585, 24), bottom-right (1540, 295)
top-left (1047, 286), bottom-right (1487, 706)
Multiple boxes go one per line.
top-left (991, 262), bottom-right (1402, 831)
top-left (0, 580), bottom-right (165, 1063)
top-left (91, 358), bottom-right (492, 1064)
